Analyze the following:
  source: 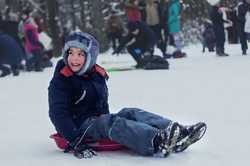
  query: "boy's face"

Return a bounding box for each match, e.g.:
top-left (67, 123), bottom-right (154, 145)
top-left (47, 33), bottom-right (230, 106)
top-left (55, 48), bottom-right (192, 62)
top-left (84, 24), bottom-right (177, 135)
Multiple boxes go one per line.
top-left (67, 47), bottom-right (86, 72)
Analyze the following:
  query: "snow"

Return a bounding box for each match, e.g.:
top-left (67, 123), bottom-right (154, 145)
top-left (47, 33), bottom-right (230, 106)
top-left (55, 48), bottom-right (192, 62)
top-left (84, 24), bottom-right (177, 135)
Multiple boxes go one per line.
top-left (1, 43), bottom-right (250, 165)
top-left (207, 0), bottom-right (220, 5)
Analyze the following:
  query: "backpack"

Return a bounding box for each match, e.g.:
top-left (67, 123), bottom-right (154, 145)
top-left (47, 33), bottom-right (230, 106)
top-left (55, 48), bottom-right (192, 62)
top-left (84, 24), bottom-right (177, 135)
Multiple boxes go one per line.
top-left (142, 55), bottom-right (169, 70)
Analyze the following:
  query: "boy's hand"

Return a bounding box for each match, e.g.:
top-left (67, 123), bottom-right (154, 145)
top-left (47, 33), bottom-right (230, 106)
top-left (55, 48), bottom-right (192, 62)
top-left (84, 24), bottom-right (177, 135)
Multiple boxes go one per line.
top-left (64, 137), bottom-right (97, 159)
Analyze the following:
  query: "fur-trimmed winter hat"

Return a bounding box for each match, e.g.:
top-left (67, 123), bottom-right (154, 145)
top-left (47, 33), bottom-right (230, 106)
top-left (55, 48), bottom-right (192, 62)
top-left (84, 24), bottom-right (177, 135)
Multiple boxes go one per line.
top-left (63, 31), bottom-right (99, 75)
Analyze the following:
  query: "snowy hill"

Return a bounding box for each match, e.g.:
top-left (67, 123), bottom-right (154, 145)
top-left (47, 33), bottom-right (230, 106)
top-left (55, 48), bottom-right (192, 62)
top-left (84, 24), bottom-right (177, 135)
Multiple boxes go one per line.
top-left (0, 44), bottom-right (250, 166)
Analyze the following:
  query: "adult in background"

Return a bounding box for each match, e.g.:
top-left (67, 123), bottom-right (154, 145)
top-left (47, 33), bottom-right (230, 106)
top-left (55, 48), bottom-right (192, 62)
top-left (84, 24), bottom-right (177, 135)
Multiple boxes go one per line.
top-left (0, 14), bottom-right (26, 64)
top-left (112, 21), bottom-right (156, 68)
top-left (210, 1), bottom-right (229, 56)
top-left (0, 32), bottom-right (23, 77)
top-left (226, 5), bottom-right (238, 44)
top-left (237, 0), bottom-right (250, 55)
top-left (124, 0), bottom-right (142, 22)
top-left (144, 0), bottom-right (167, 57)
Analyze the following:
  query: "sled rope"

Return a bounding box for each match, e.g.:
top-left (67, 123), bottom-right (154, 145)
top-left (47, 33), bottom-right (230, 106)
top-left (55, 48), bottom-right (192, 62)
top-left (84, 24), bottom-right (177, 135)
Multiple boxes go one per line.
top-left (74, 122), bottom-right (95, 149)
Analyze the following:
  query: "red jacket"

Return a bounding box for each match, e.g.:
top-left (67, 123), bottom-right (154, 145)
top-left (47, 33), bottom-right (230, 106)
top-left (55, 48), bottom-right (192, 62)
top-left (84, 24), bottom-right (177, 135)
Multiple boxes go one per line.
top-left (126, 5), bottom-right (142, 22)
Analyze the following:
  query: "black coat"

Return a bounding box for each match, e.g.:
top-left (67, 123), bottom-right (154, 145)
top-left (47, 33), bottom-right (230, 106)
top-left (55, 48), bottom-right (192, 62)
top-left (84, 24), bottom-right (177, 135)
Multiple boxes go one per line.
top-left (210, 6), bottom-right (225, 29)
top-left (117, 21), bottom-right (156, 53)
top-left (48, 60), bottom-right (109, 142)
top-left (237, 1), bottom-right (250, 29)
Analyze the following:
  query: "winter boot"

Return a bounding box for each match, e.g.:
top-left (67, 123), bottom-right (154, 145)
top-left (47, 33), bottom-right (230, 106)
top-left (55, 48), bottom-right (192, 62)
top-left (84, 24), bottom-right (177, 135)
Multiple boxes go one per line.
top-left (217, 52), bottom-right (229, 57)
top-left (174, 122), bottom-right (207, 153)
top-left (11, 65), bottom-right (20, 76)
top-left (173, 51), bottom-right (186, 58)
top-left (12, 68), bottom-right (20, 76)
top-left (222, 52), bottom-right (229, 56)
top-left (153, 122), bottom-right (181, 157)
top-left (242, 50), bottom-right (247, 55)
top-left (0, 66), bottom-right (11, 78)
top-left (216, 48), bottom-right (229, 57)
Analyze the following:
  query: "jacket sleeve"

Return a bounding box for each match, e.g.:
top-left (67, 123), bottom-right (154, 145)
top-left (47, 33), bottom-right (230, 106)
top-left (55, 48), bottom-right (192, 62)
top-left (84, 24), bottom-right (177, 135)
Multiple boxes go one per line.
top-left (48, 76), bottom-right (80, 142)
top-left (115, 33), bottom-right (134, 53)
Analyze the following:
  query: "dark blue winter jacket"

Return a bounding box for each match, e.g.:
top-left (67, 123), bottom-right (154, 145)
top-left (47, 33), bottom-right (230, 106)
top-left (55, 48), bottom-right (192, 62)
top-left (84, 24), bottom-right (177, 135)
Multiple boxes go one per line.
top-left (48, 59), bottom-right (109, 142)
top-left (0, 32), bottom-right (23, 65)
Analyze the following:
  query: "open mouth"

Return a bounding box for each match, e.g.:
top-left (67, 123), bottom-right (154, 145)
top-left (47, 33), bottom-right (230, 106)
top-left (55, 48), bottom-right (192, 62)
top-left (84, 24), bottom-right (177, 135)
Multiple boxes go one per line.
top-left (70, 63), bottom-right (81, 67)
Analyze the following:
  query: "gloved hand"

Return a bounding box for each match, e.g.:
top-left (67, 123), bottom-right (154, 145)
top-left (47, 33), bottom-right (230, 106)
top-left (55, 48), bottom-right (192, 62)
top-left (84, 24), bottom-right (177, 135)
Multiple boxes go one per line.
top-left (73, 143), bottom-right (97, 159)
top-left (64, 137), bottom-right (97, 159)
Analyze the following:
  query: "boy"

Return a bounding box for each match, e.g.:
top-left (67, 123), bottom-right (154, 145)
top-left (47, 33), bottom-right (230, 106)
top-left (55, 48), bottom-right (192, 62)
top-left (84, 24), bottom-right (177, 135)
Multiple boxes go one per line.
top-left (48, 31), bottom-right (206, 158)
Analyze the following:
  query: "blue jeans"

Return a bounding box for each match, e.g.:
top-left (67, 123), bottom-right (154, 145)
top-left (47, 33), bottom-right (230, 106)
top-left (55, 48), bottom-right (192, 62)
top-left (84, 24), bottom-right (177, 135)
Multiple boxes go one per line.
top-left (80, 108), bottom-right (172, 156)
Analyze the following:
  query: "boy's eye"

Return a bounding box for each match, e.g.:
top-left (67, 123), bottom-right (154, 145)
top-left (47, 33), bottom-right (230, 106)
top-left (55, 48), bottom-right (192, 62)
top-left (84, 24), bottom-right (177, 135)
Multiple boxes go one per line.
top-left (68, 49), bottom-right (84, 56)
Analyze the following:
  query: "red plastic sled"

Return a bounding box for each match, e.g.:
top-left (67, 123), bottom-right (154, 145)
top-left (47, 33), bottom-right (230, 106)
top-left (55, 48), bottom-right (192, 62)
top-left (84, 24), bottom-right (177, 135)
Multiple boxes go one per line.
top-left (50, 133), bottom-right (126, 151)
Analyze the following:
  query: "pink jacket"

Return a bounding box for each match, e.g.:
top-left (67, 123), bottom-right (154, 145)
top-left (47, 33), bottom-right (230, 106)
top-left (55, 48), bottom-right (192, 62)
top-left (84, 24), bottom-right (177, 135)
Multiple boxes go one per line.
top-left (24, 23), bottom-right (42, 53)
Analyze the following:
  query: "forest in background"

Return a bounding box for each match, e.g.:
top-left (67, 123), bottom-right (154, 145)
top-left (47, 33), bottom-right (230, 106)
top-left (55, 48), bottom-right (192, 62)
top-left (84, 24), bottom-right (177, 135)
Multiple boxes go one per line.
top-left (0, 0), bottom-right (239, 56)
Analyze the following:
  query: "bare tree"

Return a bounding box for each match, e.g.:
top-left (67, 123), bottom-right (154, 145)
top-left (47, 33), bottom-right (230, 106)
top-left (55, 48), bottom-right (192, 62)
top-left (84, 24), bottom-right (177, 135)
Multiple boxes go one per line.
top-left (46, 0), bottom-right (61, 57)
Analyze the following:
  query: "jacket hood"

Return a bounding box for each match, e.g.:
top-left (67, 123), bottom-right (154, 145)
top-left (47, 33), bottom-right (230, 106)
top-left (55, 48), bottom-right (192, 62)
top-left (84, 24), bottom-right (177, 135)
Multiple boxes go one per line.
top-left (62, 31), bottom-right (99, 76)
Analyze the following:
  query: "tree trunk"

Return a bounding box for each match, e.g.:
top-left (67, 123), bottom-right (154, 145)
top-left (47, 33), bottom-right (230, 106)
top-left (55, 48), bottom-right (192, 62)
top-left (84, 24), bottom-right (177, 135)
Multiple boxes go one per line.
top-left (90, 0), bottom-right (109, 52)
top-left (70, 0), bottom-right (76, 31)
top-left (46, 0), bottom-right (61, 57)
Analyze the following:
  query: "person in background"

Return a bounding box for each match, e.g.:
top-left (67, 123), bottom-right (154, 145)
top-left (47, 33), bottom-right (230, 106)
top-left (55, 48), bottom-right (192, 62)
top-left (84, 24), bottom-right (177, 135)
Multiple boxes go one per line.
top-left (226, 4), bottom-right (238, 44)
top-left (166, 0), bottom-right (186, 58)
top-left (48, 31), bottom-right (207, 158)
top-left (210, 1), bottom-right (229, 56)
top-left (112, 21), bottom-right (156, 68)
top-left (105, 10), bottom-right (126, 52)
top-left (0, 32), bottom-right (24, 77)
top-left (22, 9), bottom-right (44, 71)
top-left (237, 0), bottom-right (250, 55)
top-left (202, 19), bottom-right (216, 53)
top-left (144, 0), bottom-right (167, 57)
top-left (124, 0), bottom-right (142, 22)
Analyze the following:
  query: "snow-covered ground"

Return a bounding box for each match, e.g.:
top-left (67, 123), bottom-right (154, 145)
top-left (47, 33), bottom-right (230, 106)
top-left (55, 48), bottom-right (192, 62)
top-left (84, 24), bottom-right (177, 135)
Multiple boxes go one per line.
top-left (0, 44), bottom-right (250, 166)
